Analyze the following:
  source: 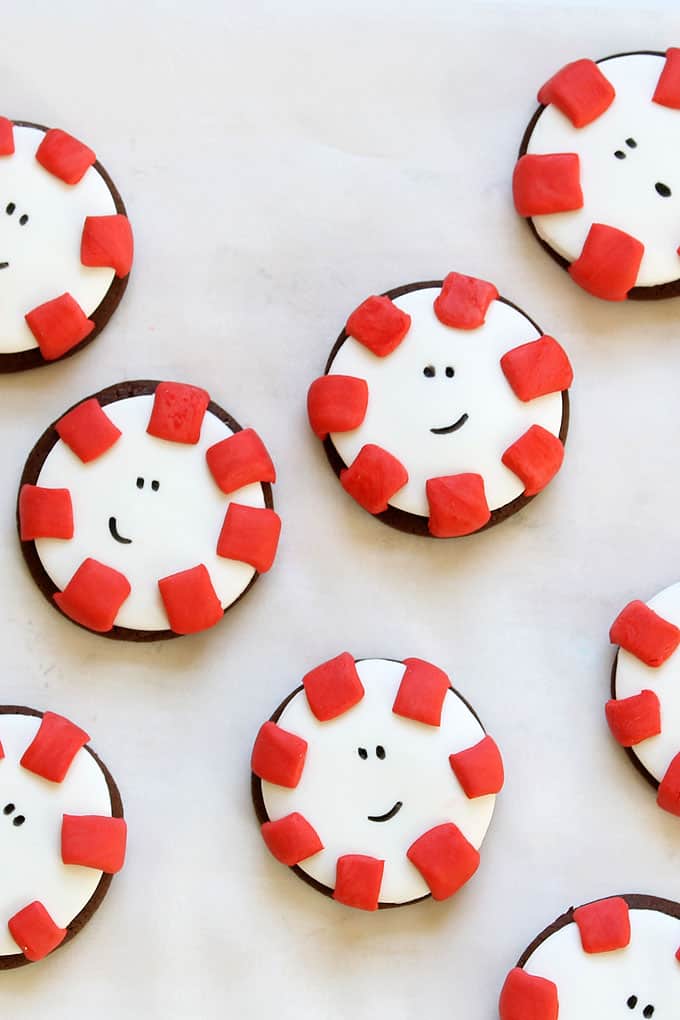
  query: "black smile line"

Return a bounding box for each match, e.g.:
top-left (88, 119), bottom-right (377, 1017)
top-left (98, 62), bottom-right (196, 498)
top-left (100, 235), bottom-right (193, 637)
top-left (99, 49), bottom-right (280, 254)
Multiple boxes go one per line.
top-left (108, 517), bottom-right (132, 544)
top-left (430, 412), bottom-right (469, 435)
top-left (367, 801), bottom-right (403, 823)
top-left (0, 262), bottom-right (8, 270)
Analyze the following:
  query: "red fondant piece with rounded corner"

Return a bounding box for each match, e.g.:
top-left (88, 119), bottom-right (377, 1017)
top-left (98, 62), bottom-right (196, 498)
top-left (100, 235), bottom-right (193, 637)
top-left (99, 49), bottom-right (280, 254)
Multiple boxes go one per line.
top-left (502, 425), bottom-right (565, 497)
top-left (538, 58), bottom-right (615, 127)
top-left (54, 558), bottom-right (131, 632)
top-left (568, 223), bottom-right (644, 301)
top-left (340, 444), bottom-right (408, 514)
top-left (392, 657), bottom-right (450, 727)
top-left (345, 295), bottom-right (411, 357)
top-left (605, 690), bottom-right (662, 747)
top-left (449, 735), bottom-right (505, 798)
top-left (19, 485), bottom-right (74, 541)
top-left (217, 504), bottom-right (281, 573)
top-left (61, 815), bottom-right (127, 873)
top-left (573, 897), bottom-right (631, 953)
top-left (81, 215), bottom-right (134, 278)
top-left (653, 47), bottom-right (680, 109)
top-left (25, 292), bottom-right (95, 360)
top-left (8, 901), bottom-right (67, 962)
top-left (406, 823), bottom-right (480, 900)
top-left (146, 382), bottom-right (210, 445)
top-left (433, 272), bottom-right (498, 330)
top-left (307, 375), bottom-right (369, 439)
top-left (513, 152), bottom-right (583, 216)
top-left (35, 129), bottom-right (96, 185)
top-left (501, 335), bottom-right (573, 402)
top-left (499, 968), bottom-right (559, 1020)
top-left (657, 752), bottom-right (680, 817)
top-left (333, 854), bottom-right (384, 911)
top-left (261, 812), bottom-right (323, 865)
top-left (55, 398), bottom-right (122, 463)
top-left (251, 721), bottom-right (307, 789)
top-left (206, 428), bottom-right (276, 494)
top-left (303, 652), bottom-right (364, 722)
top-left (610, 600), bottom-right (680, 667)
top-left (20, 712), bottom-right (90, 784)
top-left (426, 473), bottom-right (490, 537)
top-left (0, 117), bottom-right (15, 155)
top-left (158, 564), bottom-right (223, 635)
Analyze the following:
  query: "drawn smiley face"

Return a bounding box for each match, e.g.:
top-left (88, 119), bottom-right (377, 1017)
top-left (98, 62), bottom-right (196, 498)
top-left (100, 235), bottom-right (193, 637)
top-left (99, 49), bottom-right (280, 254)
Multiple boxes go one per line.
top-left (252, 655), bottom-right (504, 910)
top-left (515, 50), bottom-right (680, 299)
top-left (0, 119), bottom-right (132, 368)
top-left (18, 381), bottom-right (281, 640)
top-left (308, 275), bottom-right (572, 537)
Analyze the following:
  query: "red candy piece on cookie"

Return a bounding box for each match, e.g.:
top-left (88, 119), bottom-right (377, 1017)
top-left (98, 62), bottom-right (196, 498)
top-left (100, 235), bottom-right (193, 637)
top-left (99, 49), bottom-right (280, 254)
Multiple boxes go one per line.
top-left (81, 215), bottom-right (134, 278)
top-left (20, 711), bottom-right (90, 783)
top-left (610, 600), bottom-right (680, 667)
top-left (307, 375), bottom-right (369, 439)
top-left (605, 690), bottom-right (662, 747)
top-left (433, 272), bottom-right (498, 330)
top-left (0, 117), bottom-right (15, 155)
top-left (573, 897), bottom-right (631, 953)
top-left (502, 425), bottom-right (565, 497)
top-left (333, 855), bottom-right (384, 911)
top-left (35, 128), bottom-right (96, 185)
top-left (261, 812), bottom-right (323, 865)
top-left (19, 485), bottom-right (74, 541)
top-left (501, 335), bottom-right (574, 402)
top-left (537, 58), bottom-right (615, 127)
top-left (513, 153), bottom-right (583, 217)
top-left (657, 753), bottom-right (680, 817)
top-left (217, 504), bottom-right (281, 573)
top-left (206, 428), bottom-right (276, 493)
top-left (653, 47), bottom-right (680, 109)
top-left (158, 564), bottom-right (223, 635)
top-left (568, 224), bottom-right (644, 301)
top-left (499, 968), bottom-right (559, 1020)
top-left (406, 823), bottom-right (480, 900)
top-left (55, 398), bottom-right (122, 462)
top-left (449, 735), bottom-right (505, 798)
top-left (54, 558), bottom-right (131, 632)
top-left (392, 657), bottom-right (450, 727)
top-left (345, 295), bottom-right (411, 357)
top-left (340, 444), bottom-right (408, 514)
top-left (426, 473), bottom-right (491, 537)
top-left (61, 815), bottom-right (127, 873)
top-left (146, 382), bottom-right (210, 445)
top-left (25, 293), bottom-right (95, 361)
top-left (251, 721), bottom-right (307, 789)
top-left (303, 652), bottom-right (364, 721)
top-left (8, 902), bottom-right (67, 962)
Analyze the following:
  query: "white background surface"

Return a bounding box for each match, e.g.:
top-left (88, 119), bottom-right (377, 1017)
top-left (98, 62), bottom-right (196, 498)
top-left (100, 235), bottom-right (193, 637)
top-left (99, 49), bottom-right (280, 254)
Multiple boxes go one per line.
top-left (1, 1), bottom-right (680, 1017)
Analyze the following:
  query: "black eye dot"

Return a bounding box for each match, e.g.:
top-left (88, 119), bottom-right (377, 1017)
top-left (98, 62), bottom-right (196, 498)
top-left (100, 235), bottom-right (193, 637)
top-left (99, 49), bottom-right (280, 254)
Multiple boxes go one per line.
top-left (5, 202), bottom-right (15, 215)
top-left (655, 182), bottom-right (672, 198)
top-left (358, 747), bottom-right (368, 760)
top-left (614, 150), bottom-right (626, 159)
top-left (376, 745), bottom-right (386, 759)
top-left (445, 366), bottom-right (455, 378)
top-left (151, 480), bottom-right (160, 491)
top-left (626, 137), bottom-right (637, 148)
top-left (19, 213), bottom-right (28, 225)
top-left (643, 1007), bottom-right (654, 1019)
top-left (136, 477), bottom-right (144, 489)
top-left (13, 815), bottom-right (25, 827)
top-left (627, 996), bottom-right (638, 1010)
top-left (423, 365), bottom-right (435, 378)
top-left (3, 803), bottom-right (14, 815)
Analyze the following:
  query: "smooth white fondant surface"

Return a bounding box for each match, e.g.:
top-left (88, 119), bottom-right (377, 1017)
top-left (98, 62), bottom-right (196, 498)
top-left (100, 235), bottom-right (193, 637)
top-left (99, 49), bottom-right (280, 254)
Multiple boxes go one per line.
top-left (0, 124), bottom-right (116, 354)
top-left (35, 394), bottom-right (266, 631)
top-left (0, 713), bottom-right (112, 957)
top-left (528, 53), bottom-right (680, 288)
top-left (262, 658), bottom-right (496, 904)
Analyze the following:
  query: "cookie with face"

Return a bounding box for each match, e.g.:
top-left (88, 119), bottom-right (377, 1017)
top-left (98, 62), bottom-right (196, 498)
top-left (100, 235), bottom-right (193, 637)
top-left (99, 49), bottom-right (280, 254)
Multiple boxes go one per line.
top-left (0, 706), bottom-right (126, 968)
top-left (606, 583), bottom-right (680, 818)
top-left (18, 380), bottom-right (281, 640)
top-left (514, 49), bottom-right (680, 300)
top-left (307, 276), bottom-right (572, 537)
top-left (499, 895), bottom-right (680, 1020)
top-left (0, 118), bottom-right (132, 370)
top-left (251, 654), bottom-right (504, 910)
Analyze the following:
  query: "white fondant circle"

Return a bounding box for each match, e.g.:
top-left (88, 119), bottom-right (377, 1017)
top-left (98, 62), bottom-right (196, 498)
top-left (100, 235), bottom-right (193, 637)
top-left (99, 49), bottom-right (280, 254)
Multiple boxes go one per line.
top-left (0, 124), bottom-right (117, 355)
top-left (33, 391), bottom-right (267, 632)
top-left (261, 658), bottom-right (497, 905)
top-left (526, 52), bottom-right (680, 289)
top-left (328, 287), bottom-right (564, 517)
top-left (0, 711), bottom-right (114, 959)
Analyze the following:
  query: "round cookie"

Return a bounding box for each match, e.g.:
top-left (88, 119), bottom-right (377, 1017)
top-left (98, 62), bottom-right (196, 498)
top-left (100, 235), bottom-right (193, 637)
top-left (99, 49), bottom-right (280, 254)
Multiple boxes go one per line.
top-left (0, 706), bottom-right (126, 968)
top-left (499, 894), bottom-right (680, 1020)
top-left (514, 49), bottom-right (680, 300)
top-left (251, 654), bottom-right (504, 910)
top-left (307, 275), bottom-right (572, 537)
top-left (0, 118), bottom-right (132, 370)
top-left (607, 584), bottom-right (680, 818)
top-left (18, 380), bottom-right (281, 641)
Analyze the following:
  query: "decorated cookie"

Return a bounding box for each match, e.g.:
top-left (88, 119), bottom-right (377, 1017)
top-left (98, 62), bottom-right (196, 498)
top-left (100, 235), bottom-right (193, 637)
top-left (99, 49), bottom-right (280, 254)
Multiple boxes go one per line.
top-left (0, 706), bottom-right (126, 968)
top-left (0, 118), bottom-right (132, 370)
top-left (607, 583), bottom-right (680, 817)
top-left (18, 380), bottom-right (281, 640)
top-left (251, 654), bottom-right (504, 909)
top-left (514, 49), bottom-right (680, 300)
top-left (307, 276), bottom-right (571, 537)
top-left (499, 894), bottom-right (680, 1020)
